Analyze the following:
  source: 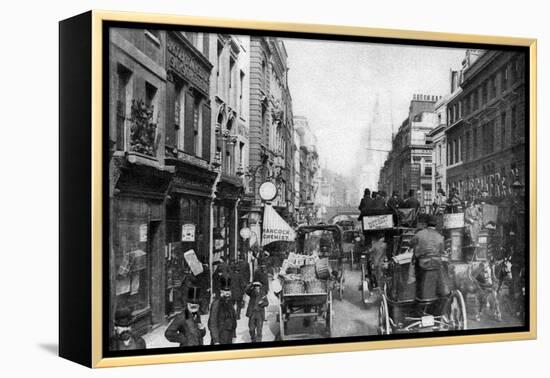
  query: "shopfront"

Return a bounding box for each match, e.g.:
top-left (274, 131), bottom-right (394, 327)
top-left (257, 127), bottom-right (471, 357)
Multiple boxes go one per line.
top-left (164, 160), bottom-right (216, 315)
top-left (111, 162), bottom-right (171, 335)
top-left (213, 175), bottom-right (243, 263)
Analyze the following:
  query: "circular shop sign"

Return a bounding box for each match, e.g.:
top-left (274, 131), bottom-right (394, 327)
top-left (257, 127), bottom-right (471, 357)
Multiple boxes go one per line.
top-left (239, 227), bottom-right (251, 240)
top-left (258, 181), bottom-right (278, 202)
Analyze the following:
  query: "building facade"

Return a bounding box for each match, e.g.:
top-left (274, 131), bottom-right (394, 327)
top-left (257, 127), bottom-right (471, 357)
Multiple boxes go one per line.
top-left (109, 28), bottom-right (172, 334)
top-left (246, 36), bottom-right (294, 233)
top-left (378, 94), bottom-right (440, 206)
top-left (206, 34), bottom-right (250, 263)
top-left (445, 49), bottom-right (527, 201)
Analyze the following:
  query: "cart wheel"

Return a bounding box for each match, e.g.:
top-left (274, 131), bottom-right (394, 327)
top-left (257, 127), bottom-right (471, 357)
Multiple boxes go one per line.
top-left (279, 299), bottom-right (285, 341)
top-left (339, 275), bottom-right (344, 300)
top-left (327, 291), bottom-right (333, 337)
top-left (447, 290), bottom-right (468, 330)
top-left (378, 294), bottom-right (391, 335)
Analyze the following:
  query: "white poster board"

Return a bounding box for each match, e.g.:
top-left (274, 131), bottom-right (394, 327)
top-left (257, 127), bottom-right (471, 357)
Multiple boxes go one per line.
top-left (362, 214), bottom-right (394, 230)
top-left (181, 224), bottom-right (196, 242)
top-left (443, 213), bottom-right (465, 229)
top-left (139, 223), bottom-right (148, 242)
top-left (183, 249), bottom-right (204, 276)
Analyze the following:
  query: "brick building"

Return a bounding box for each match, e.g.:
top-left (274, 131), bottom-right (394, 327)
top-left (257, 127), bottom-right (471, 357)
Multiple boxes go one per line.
top-left (445, 49), bottom-right (527, 201)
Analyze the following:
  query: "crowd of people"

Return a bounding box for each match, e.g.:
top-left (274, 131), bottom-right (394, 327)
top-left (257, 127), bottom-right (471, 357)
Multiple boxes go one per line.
top-left (110, 253), bottom-right (272, 350)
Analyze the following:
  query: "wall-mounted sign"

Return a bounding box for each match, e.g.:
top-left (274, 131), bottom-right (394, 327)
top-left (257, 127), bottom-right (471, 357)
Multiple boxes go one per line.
top-left (139, 224), bottom-right (148, 242)
top-left (181, 223), bottom-right (196, 242)
top-left (259, 181), bottom-right (278, 202)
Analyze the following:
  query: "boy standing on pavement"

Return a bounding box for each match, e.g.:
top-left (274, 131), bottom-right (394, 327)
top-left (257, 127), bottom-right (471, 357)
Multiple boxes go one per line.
top-left (245, 281), bottom-right (269, 343)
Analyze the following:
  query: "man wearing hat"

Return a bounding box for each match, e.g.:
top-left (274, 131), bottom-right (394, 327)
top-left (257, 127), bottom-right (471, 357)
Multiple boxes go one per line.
top-left (409, 215), bottom-right (450, 313)
top-left (164, 286), bottom-right (206, 347)
top-left (110, 308), bottom-right (146, 351)
top-left (245, 281), bottom-right (269, 342)
top-left (208, 276), bottom-right (237, 345)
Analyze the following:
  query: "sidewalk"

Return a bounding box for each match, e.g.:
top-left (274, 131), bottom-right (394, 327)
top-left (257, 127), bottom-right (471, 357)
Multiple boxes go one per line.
top-left (143, 280), bottom-right (280, 348)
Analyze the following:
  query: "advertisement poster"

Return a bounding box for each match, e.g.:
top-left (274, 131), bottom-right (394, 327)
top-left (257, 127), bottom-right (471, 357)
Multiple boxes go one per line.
top-left (181, 223), bottom-right (196, 242)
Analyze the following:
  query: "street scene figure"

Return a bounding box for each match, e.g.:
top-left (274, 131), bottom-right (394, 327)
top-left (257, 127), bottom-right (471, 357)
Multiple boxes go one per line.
top-left (208, 277), bottom-right (237, 345)
top-left (110, 308), bottom-right (146, 351)
top-left (107, 26), bottom-right (528, 350)
top-left (245, 282), bottom-right (269, 342)
top-left (164, 287), bottom-right (206, 347)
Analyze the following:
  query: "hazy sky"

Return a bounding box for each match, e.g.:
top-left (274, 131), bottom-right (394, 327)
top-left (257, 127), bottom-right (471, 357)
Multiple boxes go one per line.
top-left (283, 38), bottom-right (466, 178)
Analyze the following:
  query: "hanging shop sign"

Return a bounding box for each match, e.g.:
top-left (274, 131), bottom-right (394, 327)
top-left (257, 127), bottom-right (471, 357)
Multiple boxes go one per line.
top-left (239, 227), bottom-right (251, 240)
top-left (443, 213), bottom-right (465, 229)
top-left (259, 181), bottom-right (278, 202)
top-left (139, 223), bottom-right (148, 242)
top-left (362, 214), bottom-right (394, 230)
top-left (183, 249), bottom-right (204, 276)
top-left (181, 223), bottom-right (196, 242)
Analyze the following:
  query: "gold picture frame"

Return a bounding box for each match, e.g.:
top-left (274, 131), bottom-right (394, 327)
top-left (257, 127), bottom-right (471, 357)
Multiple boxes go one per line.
top-left (59, 9), bottom-right (537, 368)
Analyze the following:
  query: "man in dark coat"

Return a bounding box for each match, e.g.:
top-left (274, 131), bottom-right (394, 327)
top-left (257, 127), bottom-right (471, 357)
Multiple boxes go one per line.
top-left (208, 276), bottom-right (237, 345)
top-left (164, 286), bottom-right (206, 347)
top-left (245, 281), bottom-right (269, 342)
top-left (404, 189), bottom-right (420, 209)
top-left (230, 261), bottom-right (248, 319)
top-left (110, 308), bottom-right (146, 351)
top-left (409, 215), bottom-right (450, 314)
top-left (212, 258), bottom-right (231, 296)
top-left (358, 188), bottom-right (374, 218)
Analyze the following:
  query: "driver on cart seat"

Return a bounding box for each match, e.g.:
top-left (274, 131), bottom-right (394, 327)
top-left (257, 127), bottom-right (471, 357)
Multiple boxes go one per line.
top-left (409, 215), bottom-right (451, 314)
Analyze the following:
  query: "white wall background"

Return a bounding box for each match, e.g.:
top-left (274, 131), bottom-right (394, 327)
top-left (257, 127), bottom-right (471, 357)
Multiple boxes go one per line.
top-left (0, 0), bottom-right (547, 375)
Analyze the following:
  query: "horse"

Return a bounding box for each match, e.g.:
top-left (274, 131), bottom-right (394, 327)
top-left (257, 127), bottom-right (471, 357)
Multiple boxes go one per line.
top-left (453, 261), bottom-right (502, 322)
top-left (492, 256), bottom-right (513, 294)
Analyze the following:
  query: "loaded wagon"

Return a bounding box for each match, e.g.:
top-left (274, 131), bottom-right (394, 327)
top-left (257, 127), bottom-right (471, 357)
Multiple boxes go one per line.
top-left (277, 225), bottom-right (346, 340)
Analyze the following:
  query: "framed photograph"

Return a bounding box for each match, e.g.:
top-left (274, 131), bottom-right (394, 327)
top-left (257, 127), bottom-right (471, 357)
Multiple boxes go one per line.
top-left (59, 10), bottom-right (537, 368)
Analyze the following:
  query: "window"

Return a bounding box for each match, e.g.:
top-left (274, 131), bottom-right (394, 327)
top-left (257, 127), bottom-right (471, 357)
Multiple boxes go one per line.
top-left (438, 144), bottom-right (442, 165)
top-left (115, 64), bottom-right (132, 151)
top-left (501, 66), bottom-right (508, 92)
top-left (229, 56), bottom-right (236, 108)
top-left (473, 128), bottom-right (478, 159)
top-left (239, 70), bottom-right (245, 114)
top-left (464, 94), bottom-right (470, 115)
top-left (448, 141), bottom-right (453, 165)
top-left (175, 85), bottom-right (185, 150)
top-left (454, 139), bottom-right (459, 163)
top-left (145, 82), bottom-right (157, 109)
top-left (481, 82), bottom-right (488, 105)
top-left (193, 99), bottom-right (202, 156)
top-left (217, 41), bottom-right (224, 92)
top-left (472, 90), bottom-right (478, 111)
top-left (491, 75), bottom-right (497, 98)
top-left (458, 137), bottom-right (462, 162)
top-left (501, 111), bottom-right (507, 149)
top-left (511, 58), bottom-right (518, 83)
top-left (511, 105), bottom-right (517, 140)
top-left (465, 131), bottom-right (470, 162)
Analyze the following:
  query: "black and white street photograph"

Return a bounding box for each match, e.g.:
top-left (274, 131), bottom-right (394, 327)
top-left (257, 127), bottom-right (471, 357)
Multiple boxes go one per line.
top-left (107, 26), bottom-right (528, 352)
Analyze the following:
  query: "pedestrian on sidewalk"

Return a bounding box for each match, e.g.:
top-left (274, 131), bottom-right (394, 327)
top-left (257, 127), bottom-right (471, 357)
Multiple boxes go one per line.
top-left (230, 261), bottom-right (247, 320)
top-left (208, 276), bottom-right (237, 345)
top-left (245, 281), bottom-right (269, 343)
top-left (164, 286), bottom-right (206, 347)
top-left (110, 307), bottom-right (146, 351)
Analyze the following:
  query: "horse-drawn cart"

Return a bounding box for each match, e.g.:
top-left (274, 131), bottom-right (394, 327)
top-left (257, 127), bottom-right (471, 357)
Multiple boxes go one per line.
top-left (377, 252), bottom-right (468, 334)
top-left (278, 285), bottom-right (333, 340)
